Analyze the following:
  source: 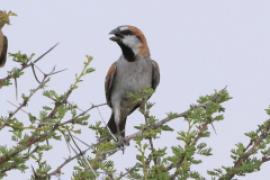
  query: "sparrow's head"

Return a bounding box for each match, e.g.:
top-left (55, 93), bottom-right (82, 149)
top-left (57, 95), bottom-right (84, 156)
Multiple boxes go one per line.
top-left (109, 25), bottom-right (150, 61)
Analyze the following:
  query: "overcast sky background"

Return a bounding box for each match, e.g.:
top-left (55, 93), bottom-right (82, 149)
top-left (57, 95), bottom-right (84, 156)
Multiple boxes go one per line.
top-left (1, 0), bottom-right (270, 179)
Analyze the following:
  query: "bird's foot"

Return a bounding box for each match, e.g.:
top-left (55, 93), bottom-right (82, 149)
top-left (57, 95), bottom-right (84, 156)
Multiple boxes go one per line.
top-left (117, 136), bottom-right (126, 153)
top-left (117, 136), bottom-right (128, 146)
top-left (117, 136), bottom-right (130, 153)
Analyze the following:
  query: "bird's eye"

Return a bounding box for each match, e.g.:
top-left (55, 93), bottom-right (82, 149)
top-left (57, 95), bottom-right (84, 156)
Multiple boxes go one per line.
top-left (121, 30), bottom-right (133, 36)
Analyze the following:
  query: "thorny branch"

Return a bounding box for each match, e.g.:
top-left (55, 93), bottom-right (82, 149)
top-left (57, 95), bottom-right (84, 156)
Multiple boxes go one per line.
top-left (0, 57), bottom-right (94, 175)
top-left (0, 146), bottom-right (39, 175)
top-left (0, 101), bottom-right (106, 168)
top-left (218, 119), bottom-right (270, 180)
top-left (48, 146), bottom-right (92, 177)
top-left (59, 103), bottom-right (107, 127)
top-left (0, 44), bottom-right (61, 131)
top-left (48, 106), bottom-right (193, 178)
top-left (0, 43), bottom-right (59, 88)
top-left (68, 130), bottom-right (97, 178)
top-left (0, 77), bottom-right (47, 130)
top-left (125, 111), bottom-right (187, 143)
top-left (169, 123), bottom-right (208, 179)
top-left (141, 104), bottom-right (158, 165)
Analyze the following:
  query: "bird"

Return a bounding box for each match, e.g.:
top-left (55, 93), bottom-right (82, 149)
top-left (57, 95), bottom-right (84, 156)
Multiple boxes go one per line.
top-left (0, 11), bottom-right (9, 68)
top-left (105, 25), bottom-right (160, 144)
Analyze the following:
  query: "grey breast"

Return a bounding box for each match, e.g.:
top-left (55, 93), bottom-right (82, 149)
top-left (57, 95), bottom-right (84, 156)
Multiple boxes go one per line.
top-left (111, 57), bottom-right (153, 105)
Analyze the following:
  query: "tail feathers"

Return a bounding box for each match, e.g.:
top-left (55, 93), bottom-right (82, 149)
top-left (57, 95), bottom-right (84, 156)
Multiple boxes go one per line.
top-left (119, 116), bottom-right (127, 137)
top-left (107, 113), bottom-right (127, 137)
top-left (107, 113), bottom-right (117, 134)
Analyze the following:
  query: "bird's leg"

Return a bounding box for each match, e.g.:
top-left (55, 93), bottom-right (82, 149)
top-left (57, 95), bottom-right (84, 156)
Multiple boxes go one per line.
top-left (113, 108), bottom-right (126, 149)
top-left (117, 129), bottom-right (126, 153)
top-left (114, 112), bottom-right (121, 139)
top-left (119, 129), bottom-right (129, 146)
top-left (119, 114), bottom-right (130, 146)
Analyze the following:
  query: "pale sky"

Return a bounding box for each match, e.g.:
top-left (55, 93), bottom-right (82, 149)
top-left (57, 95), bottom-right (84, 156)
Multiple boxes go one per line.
top-left (1, 1), bottom-right (270, 179)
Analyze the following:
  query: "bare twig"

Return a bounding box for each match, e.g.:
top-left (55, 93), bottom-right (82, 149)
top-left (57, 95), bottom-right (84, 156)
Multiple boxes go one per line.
top-left (67, 130), bottom-right (97, 178)
top-left (31, 64), bottom-right (42, 84)
top-left (59, 103), bottom-right (107, 126)
top-left (32, 43), bottom-right (59, 64)
top-left (48, 146), bottom-right (91, 177)
top-left (70, 134), bottom-right (91, 148)
top-left (8, 77), bottom-right (48, 118)
top-left (14, 77), bottom-right (18, 100)
top-left (0, 77), bottom-right (48, 131)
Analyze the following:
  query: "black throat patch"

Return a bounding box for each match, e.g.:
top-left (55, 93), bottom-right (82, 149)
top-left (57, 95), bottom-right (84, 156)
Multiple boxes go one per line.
top-left (117, 42), bottom-right (136, 62)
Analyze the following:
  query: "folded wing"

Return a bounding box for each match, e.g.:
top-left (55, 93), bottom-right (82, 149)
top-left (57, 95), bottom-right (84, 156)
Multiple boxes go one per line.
top-left (105, 63), bottom-right (117, 107)
top-left (0, 35), bottom-right (8, 67)
top-left (151, 60), bottom-right (160, 90)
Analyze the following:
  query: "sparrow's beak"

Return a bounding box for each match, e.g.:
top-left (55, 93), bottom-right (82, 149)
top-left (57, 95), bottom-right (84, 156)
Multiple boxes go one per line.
top-left (109, 28), bottom-right (120, 35)
top-left (109, 28), bottom-right (122, 42)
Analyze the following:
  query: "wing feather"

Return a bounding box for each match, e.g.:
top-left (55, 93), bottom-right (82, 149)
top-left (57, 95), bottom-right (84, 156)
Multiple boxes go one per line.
top-left (0, 35), bottom-right (8, 67)
top-left (105, 63), bottom-right (117, 107)
top-left (151, 60), bottom-right (160, 90)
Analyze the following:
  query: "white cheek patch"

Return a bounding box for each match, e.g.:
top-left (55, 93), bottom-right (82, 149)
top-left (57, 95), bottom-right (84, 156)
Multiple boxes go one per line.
top-left (122, 35), bottom-right (141, 54)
